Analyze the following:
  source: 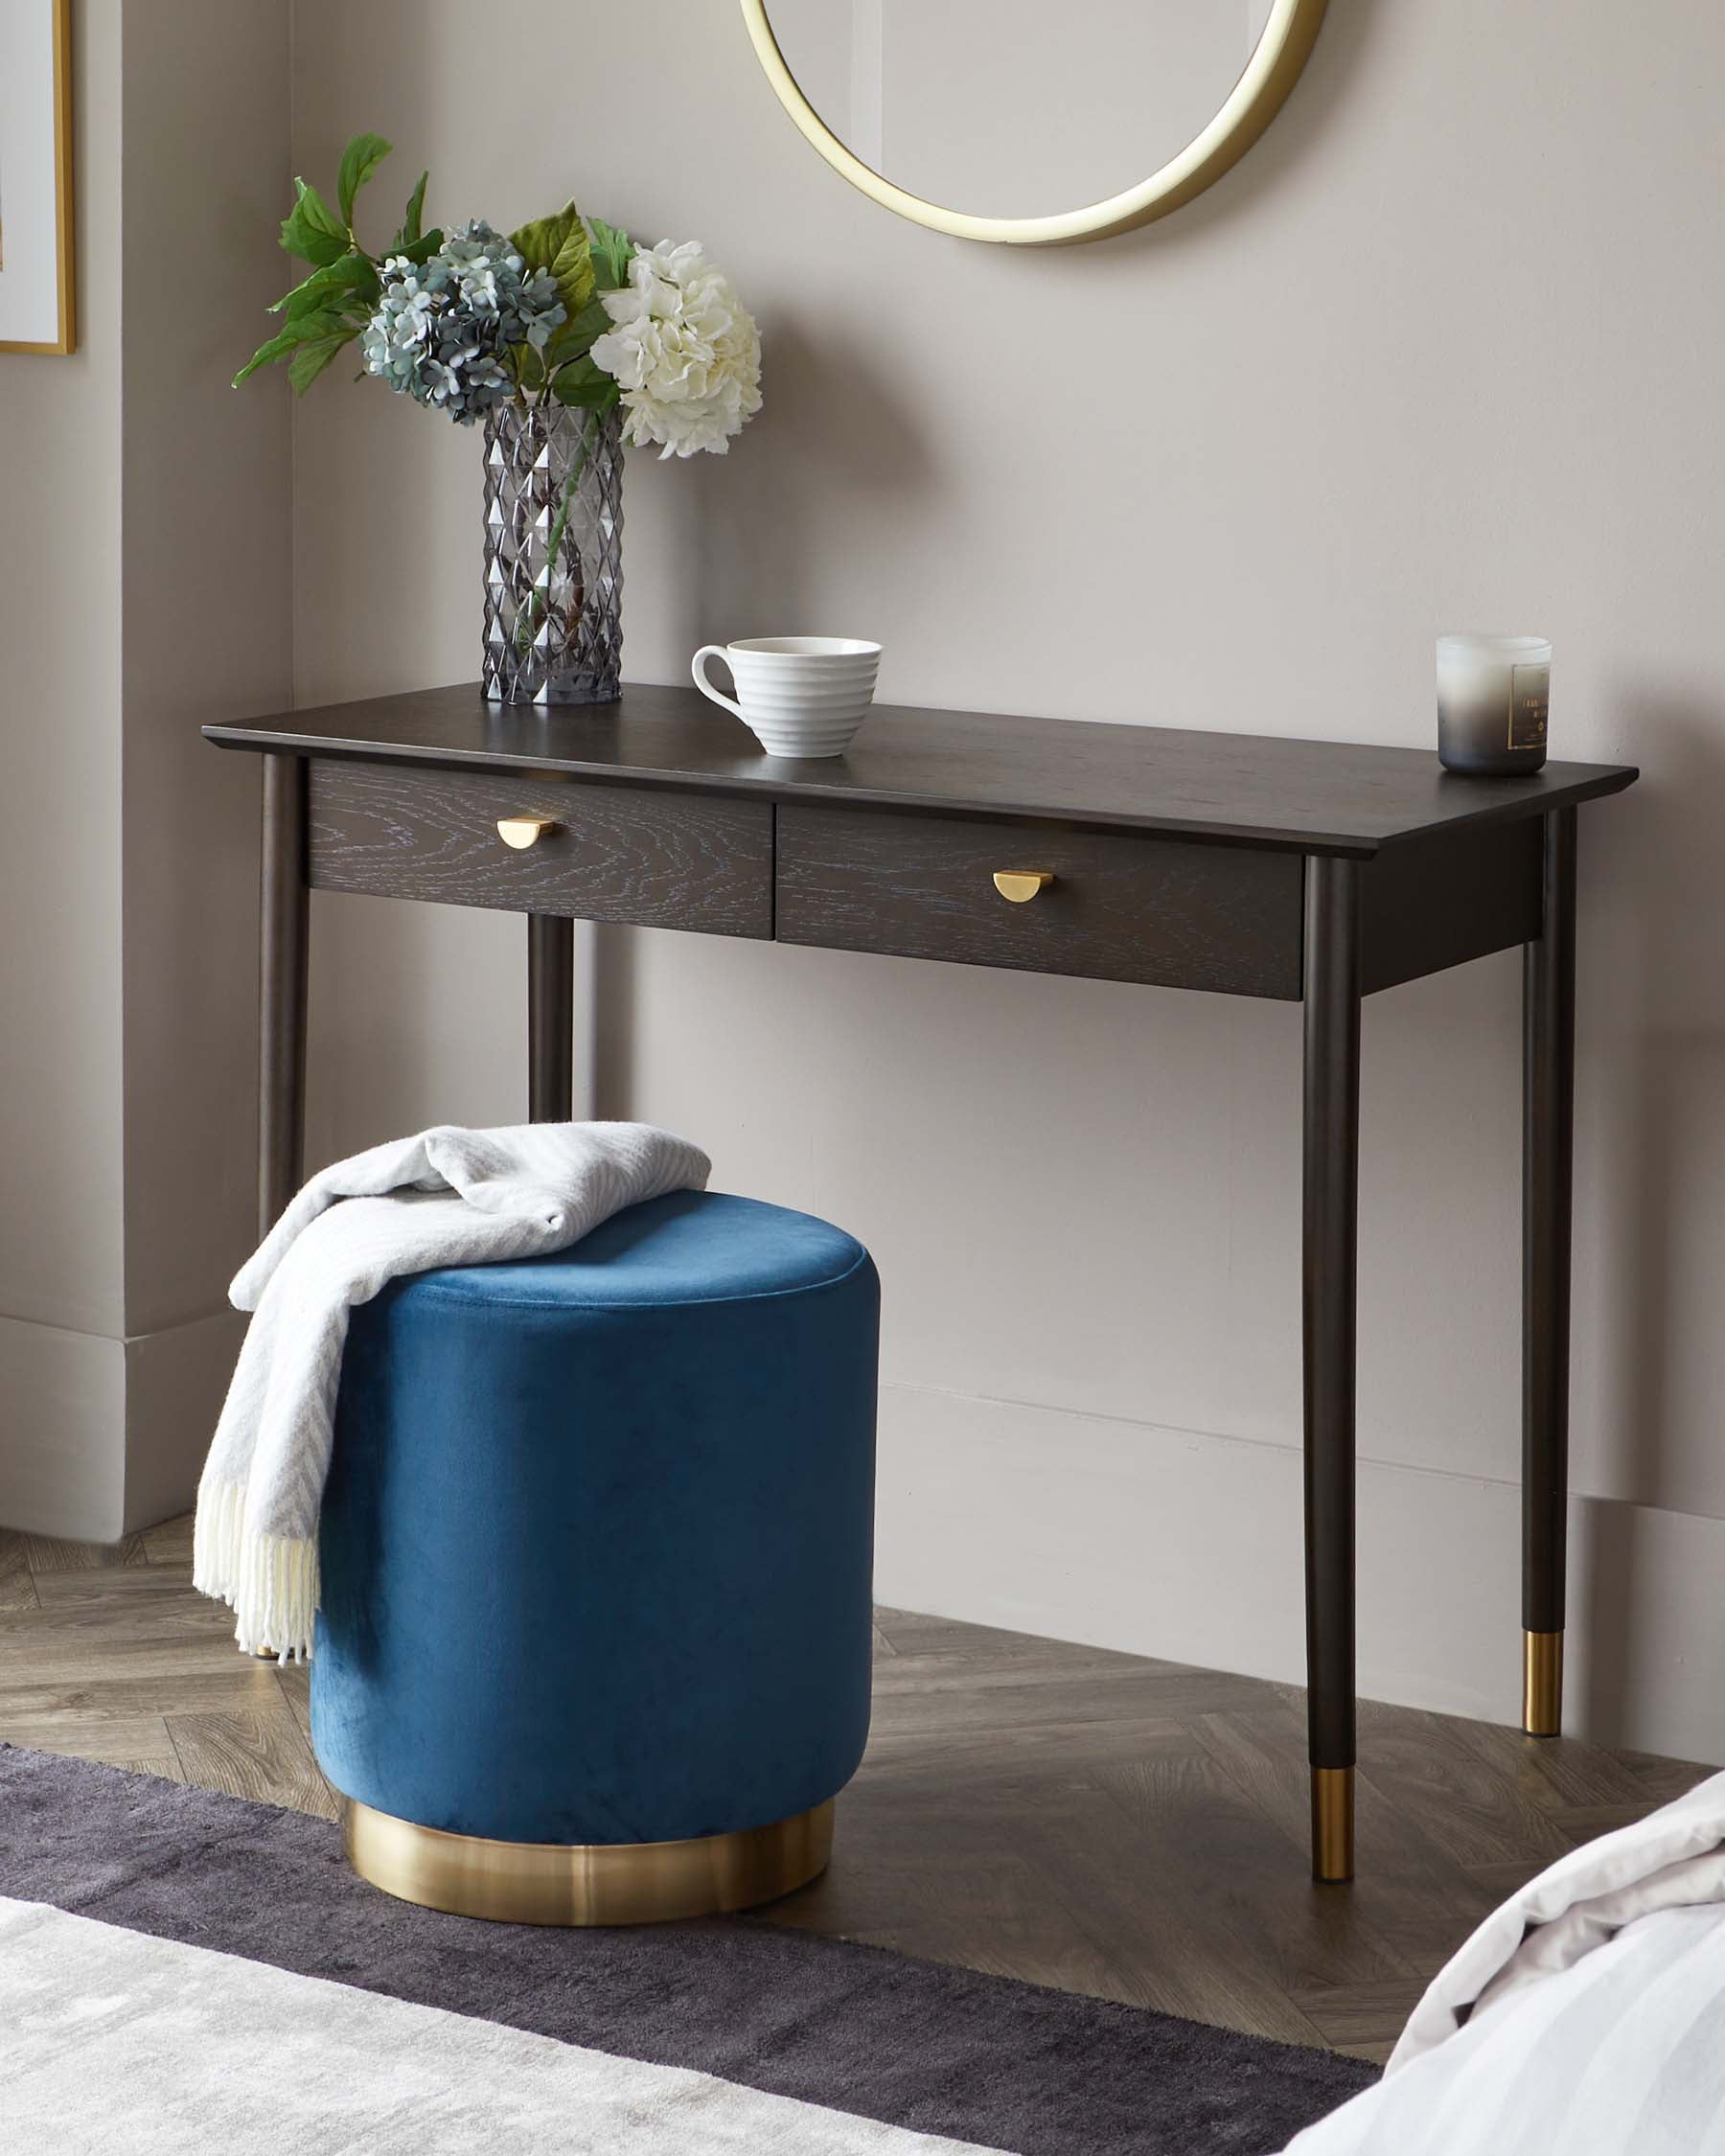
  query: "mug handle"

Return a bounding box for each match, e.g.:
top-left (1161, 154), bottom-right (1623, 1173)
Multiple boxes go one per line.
top-left (691, 645), bottom-right (745, 721)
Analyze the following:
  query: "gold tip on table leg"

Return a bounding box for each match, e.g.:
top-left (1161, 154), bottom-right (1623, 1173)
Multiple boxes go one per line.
top-left (1524, 1630), bottom-right (1564, 1737)
top-left (1310, 1766), bottom-right (1354, 1882)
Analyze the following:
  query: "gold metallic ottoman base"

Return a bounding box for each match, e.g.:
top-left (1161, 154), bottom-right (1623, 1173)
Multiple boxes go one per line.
top-left (1310, 1766), bottom-right (1355, 1884)
top-left (1523, 1629), bottom-right (1564, 1738)
top-left (342, 1796), bottom-right (835, 1927)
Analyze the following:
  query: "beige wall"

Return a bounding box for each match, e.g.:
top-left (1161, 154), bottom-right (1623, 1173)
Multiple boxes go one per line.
top-left (0, 0), bottom-right (125, 1349)
top-left (0, 2), bottom-right (288, 1537)
top-left (0, 1), bottom-right (126, 1533)
top-left (284, 0), bottom-right (1723, 1759)
top-left (119, 3), bottom-right (292, 1335)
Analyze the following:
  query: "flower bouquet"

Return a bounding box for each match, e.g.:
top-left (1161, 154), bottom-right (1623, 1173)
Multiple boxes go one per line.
top-left (238, 133), bottom-right (762, 703)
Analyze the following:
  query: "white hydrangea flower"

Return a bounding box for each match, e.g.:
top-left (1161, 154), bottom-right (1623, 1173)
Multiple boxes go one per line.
top-left (590, 240), bottom-right (762, 459)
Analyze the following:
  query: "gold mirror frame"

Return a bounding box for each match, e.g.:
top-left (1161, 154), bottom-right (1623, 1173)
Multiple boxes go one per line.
top-left (740, 0), bottom-right (1328, 247)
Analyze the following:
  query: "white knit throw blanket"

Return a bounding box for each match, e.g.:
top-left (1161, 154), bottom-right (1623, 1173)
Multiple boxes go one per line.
top-left (193, 1121), bottom-right (709, 1663)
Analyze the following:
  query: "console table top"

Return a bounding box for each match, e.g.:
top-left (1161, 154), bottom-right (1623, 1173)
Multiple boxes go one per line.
top-left (205, 680), bottom-right (1638, 858)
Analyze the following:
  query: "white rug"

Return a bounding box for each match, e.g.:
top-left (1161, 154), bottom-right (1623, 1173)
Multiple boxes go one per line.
top-left (0, 1895), bottom-right (1003, 2155)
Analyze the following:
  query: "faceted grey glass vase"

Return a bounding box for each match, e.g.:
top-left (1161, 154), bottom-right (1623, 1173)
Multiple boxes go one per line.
top-left (482, 401), bottom-right (624, 705)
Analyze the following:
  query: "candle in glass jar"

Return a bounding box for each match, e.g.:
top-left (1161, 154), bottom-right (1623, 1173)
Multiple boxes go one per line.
top-left (1436, 634), bottom-right (1552, 775)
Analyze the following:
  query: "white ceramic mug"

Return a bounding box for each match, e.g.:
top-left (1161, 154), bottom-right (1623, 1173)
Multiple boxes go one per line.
top-left (691, 636), bottom-right (883, 759)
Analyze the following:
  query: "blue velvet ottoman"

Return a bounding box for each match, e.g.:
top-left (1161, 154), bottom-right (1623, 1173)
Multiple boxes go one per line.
top-left (309, 1189), bottom-right (879, 1925)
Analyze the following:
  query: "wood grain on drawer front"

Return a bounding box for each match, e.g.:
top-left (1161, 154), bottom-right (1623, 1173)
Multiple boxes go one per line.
top-left (775, 806), bottom-right (1303, 998)
top-left (308, 761), bottom-right (772, 938)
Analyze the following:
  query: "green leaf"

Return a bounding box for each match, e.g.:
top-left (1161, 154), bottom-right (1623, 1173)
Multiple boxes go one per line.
top-left (550, 355), bottom-right (619, 410)
top-left (511, 201), bottom-right (595, 320)
top-left (540, 323), bottom-right (581, 371)
top-left (395, 225), bottom-right (444, 268)
top-left (392, 169), bottom-right (429, 252)
top-left (336, 131), bottom-right (392, 228)
top-left (235, 306), bottom-right (357, 388)
top-left (280, 178), bottom-right (349, 267)
top-left (548, 222), bottom-right (596, 317)
top-left (270, 249), bottom-right (379, 321)
top-left (541, 293), bottom-right (611, 370)
top-left (588, 217), bottom-right (633, 292)
top-left (234, 327), bottom-right (304, 387)
top-left (288, 330), bottom-right (356, 395)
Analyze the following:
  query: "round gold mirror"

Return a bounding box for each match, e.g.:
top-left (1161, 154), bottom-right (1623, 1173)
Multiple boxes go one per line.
top-left (741, 0), bottom-right (1328, 247)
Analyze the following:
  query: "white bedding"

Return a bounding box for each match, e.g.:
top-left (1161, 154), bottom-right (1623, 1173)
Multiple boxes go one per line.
top-left (1288, 1768), bottom-right (1725, 2154)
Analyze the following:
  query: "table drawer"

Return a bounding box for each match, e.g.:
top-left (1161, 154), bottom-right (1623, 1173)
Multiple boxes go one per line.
top-left (776, 806), bottom-right (1302, 998)
top-left (308, 760), bottom-right (772, 938)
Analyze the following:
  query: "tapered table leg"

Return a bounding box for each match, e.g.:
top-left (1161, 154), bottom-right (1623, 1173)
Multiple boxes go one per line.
top-left (528, 915), bottom-right (575, 1123)
top-left (1523, 809), bottom-right (1576, 1736)
top-left (1303, 856), bottom-right (1361, 1881)
top-left (259, 752), bottom-right (310, 1237)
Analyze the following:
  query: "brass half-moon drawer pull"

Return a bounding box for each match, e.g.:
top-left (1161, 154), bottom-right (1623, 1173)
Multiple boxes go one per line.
top-left (993, 870), bottom-right (1054, 905)
top-left (496, 815), bottom-right (557, 851)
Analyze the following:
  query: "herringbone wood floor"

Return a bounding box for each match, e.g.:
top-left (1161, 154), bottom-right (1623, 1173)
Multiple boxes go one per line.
top-left (0, 1516), bottom-right (1710, 2063)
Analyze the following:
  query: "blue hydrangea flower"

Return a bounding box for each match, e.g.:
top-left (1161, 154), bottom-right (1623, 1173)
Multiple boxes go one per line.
top-left (360, 220), bottom-right (565, 424)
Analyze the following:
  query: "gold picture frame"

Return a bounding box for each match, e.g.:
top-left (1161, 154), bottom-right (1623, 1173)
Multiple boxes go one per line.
top-left (740, 0), bottom-right (1328, 248)
top-left (0, 0), bottom-right (77, 354)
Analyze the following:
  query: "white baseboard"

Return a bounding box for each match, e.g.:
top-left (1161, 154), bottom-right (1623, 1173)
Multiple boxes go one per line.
top-left (875, 1380), bottom-right (1725, 1768)
top-left (122, 1308), bottom-right (246, 1534)
top-left (0, 1306), bottom-right (242, 1542)
top-left (0, 1315), bottom-right (127, 1541)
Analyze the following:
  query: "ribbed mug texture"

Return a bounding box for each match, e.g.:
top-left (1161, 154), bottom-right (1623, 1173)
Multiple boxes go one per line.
top-left (693, 636), bottom-right (882, 759)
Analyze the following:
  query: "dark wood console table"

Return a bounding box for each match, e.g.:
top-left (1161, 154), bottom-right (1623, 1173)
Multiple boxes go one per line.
top-left (206, 682), bottom-right (1638, 1881)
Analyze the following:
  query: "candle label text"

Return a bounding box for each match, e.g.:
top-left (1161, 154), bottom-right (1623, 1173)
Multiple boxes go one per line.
top-left (1509, 665), bottom-right (1550, 751)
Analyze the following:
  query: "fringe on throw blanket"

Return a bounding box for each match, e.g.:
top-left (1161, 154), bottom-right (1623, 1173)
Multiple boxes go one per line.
top-left (193, 1480), bottom-right (317, 1663)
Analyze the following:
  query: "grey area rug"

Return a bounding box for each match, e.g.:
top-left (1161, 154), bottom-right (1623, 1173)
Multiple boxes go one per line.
top-left (0, 1744), bottom-right (1373, 2154)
